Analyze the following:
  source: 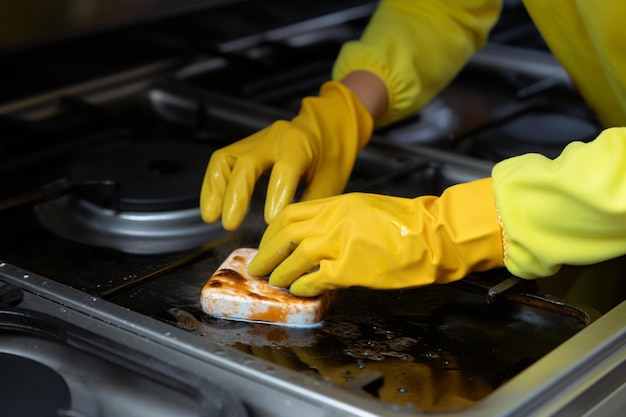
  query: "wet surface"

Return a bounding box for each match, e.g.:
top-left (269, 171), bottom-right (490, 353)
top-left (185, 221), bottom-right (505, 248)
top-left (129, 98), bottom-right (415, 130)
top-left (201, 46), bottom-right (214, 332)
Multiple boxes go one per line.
top-left (109, 258), bottom-right (585, 411)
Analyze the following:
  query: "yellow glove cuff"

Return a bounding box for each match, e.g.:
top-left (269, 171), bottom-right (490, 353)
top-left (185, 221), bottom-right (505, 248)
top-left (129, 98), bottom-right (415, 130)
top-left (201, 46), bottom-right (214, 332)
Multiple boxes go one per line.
top-left (316, 80), bottom-right (373, 149)
top-left (431, 177), bottom-right (504, 283)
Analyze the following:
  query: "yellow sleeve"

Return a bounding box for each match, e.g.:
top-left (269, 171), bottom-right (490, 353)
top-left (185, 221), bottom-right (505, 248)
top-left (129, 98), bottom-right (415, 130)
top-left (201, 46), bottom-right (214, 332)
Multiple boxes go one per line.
top-left (522, 0), bottom-right (626, 128)
top-left (492, 127), bottom-right (626, 279)
top-left (332, 0), bottom-right (502, 126)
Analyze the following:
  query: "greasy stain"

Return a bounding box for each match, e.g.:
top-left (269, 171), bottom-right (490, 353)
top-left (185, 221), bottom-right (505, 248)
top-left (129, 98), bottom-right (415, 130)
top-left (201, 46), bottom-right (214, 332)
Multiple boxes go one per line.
top-left (248, 304), bottom-right (291, 324)
top-left (213, 268), bottom-right (244, 281)
top-left (245, 291), bottom-right (273, 301)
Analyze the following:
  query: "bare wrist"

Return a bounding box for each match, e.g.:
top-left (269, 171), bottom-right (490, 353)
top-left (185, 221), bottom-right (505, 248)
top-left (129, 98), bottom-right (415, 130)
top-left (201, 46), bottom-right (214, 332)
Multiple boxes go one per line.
top-left (340, 71), bottom-right (389, 120)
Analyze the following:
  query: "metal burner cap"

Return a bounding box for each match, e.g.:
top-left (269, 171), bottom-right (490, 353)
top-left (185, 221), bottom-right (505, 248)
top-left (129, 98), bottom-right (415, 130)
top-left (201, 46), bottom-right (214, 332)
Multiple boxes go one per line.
top-left (70, 140), bottom-right (212, 212)
top-left (35, 196), bottom-right (226, 255)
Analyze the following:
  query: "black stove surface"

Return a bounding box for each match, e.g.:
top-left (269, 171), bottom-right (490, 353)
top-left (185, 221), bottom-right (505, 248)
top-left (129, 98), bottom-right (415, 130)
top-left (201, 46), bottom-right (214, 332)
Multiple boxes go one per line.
top-left (0, 2), bottom-right (622, 415)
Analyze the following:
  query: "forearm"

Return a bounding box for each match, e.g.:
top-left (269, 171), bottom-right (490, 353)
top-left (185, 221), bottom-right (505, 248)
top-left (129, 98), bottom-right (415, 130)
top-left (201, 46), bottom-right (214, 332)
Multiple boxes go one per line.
top-left (493, 127), bottom-right (626, 278)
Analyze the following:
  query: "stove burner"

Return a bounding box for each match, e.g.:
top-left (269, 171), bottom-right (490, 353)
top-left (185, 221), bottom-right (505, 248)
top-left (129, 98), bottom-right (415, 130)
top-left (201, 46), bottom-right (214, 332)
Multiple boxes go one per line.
top-left (0, 352), bottom-right (70, 417)
top-left (35, 197), bottom-right (225, 255)
top-left (33, 140), bottom-right (227, 255)
top-left (70, 140), bottom-right (212, 212)
top-left (471, 111), bottom-right (601, 160)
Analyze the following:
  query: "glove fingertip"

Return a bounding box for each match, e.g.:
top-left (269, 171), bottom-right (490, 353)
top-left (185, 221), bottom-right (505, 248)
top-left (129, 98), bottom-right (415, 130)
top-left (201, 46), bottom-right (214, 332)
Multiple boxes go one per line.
top-left (264, 206), bottom-right (279, 225)
top-left (221, 205), bottom-right (245, 231)
top-left (288, 275), bottom-right (326, 297)
top-left (267, 271), bottom-right (294, 290)
top-left (200, 196), bottom-right (222, 224)
top-left (222, 215), bottom-right (243, 231)
top-left (265, 186), bottom-right (296, 224)
top-left (247, 256), bottom-right (271, 278)
top-left (201, 211), bottom-right (219, 225)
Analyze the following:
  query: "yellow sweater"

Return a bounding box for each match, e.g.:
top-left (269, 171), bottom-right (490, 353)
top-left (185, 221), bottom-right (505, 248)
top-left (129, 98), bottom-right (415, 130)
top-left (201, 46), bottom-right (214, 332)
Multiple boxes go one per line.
top-left (333, 0), bottom-right (626, 279)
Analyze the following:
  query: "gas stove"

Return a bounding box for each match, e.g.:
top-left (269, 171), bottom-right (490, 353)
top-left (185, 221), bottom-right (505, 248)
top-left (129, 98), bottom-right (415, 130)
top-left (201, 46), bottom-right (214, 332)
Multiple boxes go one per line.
top-left (0, 1), bottom-right (624, 416)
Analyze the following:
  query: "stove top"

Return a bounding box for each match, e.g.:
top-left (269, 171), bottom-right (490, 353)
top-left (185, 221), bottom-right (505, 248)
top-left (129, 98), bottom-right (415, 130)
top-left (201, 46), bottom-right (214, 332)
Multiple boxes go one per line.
top-left (0, 1), bottom-right (624, 416)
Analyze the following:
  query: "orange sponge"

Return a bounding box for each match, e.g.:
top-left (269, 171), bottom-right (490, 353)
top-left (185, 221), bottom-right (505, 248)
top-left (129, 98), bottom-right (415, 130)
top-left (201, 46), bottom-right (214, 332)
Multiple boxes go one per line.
top-left (200, 248), bottom-right (334, 327)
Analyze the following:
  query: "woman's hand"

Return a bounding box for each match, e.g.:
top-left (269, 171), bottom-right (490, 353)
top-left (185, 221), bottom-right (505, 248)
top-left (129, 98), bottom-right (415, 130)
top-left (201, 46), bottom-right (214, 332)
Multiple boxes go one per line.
top-left (200, 80), bottom-right (375, 231)
top-left (249, 178), bottom-right (504, 296)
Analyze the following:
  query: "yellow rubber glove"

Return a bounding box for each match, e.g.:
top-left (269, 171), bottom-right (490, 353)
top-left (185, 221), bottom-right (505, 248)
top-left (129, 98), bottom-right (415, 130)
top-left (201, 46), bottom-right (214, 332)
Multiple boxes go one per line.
top-left (248, 178), bottom-right (504, 296)
top-left (200, 81), bottom-right (373, 231)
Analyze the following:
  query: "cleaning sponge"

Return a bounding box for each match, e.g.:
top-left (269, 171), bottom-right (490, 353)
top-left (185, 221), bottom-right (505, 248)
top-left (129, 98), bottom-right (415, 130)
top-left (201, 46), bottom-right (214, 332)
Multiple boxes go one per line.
top-left (200, 248), bottom-right (334, 327)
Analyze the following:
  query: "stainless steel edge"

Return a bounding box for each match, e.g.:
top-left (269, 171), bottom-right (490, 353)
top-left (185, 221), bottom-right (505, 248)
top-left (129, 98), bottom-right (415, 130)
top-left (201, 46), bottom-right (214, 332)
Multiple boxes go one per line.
top-left (473, 301), bottom-right (626, 417)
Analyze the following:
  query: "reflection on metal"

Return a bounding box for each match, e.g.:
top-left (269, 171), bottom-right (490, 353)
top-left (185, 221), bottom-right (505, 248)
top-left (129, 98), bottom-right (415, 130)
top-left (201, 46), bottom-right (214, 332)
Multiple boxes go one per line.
top-left (35, 196), bottom-right (225, 255)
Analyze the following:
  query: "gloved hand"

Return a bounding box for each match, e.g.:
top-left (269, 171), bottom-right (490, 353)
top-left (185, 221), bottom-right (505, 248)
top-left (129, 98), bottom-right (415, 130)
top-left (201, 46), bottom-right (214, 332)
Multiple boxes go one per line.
top-left (248, 178), bottom-right (504, 296)
top-left (200, 81), bottom-right (373, 231)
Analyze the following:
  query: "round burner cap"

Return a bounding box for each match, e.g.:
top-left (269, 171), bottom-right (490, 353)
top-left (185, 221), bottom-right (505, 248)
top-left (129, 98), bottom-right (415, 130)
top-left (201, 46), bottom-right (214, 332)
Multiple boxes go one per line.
top-left (71, 141), bottom-right (213, 212)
